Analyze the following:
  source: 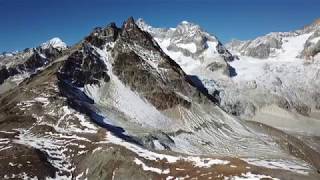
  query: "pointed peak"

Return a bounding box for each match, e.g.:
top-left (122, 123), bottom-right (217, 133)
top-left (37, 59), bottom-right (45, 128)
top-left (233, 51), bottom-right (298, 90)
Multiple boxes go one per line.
top-left (181, 20), bottom-right (190, 24)
top-left (107, 22), bottom-right (117, 28)
top-left (135, 18), bottom-right (147, 27)
top-left (122, 16), bottom-right (138, 30)
top-left (311, 18), bottom-right (320, 26)
top-left (125, 16), bottom-right (135, 25)
top-left (179, 20), bottom-right (196, 26)
top-left (136, 18), bottom-right (146, 24)
top-left (177, 20), bottom-right (200, 29)
top-left (40, 37), bottom-right (67, 50)
top-left (136, 18), bottom-right (153, 32)
top-left (303, 17), bottom-right (320, 31)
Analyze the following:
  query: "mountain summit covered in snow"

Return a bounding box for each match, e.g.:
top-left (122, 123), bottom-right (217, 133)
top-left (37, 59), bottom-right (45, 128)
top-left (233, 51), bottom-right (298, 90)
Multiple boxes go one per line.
top-left (0, 17), bottom-right (320, 179)
top-left (40, 37), bottom-right (67, 50)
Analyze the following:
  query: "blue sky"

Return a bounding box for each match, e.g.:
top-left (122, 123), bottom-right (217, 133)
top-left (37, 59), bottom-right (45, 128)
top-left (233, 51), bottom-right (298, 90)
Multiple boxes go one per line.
top-left (0, 0), bottom-right (319, 52)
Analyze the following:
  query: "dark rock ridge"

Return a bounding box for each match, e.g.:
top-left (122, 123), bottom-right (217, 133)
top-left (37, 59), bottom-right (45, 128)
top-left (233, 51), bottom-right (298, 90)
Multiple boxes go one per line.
top-left (216, 41), bottom-right (234, 62)
top-left (112, 51), bottom-right (191, 109)
top-left (58, 43), bottom-right (110, 87)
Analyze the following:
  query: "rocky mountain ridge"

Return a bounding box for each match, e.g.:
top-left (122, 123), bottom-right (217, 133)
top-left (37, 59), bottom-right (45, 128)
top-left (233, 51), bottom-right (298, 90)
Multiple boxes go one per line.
top-left (0, 37), bottom-right (68, 93)
top-left (226, 19), bottom-right (320, 59)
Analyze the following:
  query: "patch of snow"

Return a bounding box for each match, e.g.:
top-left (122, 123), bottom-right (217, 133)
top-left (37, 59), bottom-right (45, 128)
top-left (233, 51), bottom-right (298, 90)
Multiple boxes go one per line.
top-left (153, 140), bottom-right (165, 150)
top-left (92, 147), bottom-right (103, 154)
top-left (134, 158), bottom-right (170, 174)
top-left (187, 157), bottom-right (229, 168)
top-left (181, 21), bottom-right (189, 24)
top-left (227, 172), bottom-right (279, 180)
top-left (39, 53), bottom-right (46, 59)
top-left (176, 43), bottom-right (197, 53)
top-left (75, 172), bottom-right (84, 180)
top-left (34, 97), bottom-right (50, 107)
top-left (10, 73), bottom-right (30, 84)
top-left (13, 131), bottom-right (74, 177)
top-left (310, 36), bottom-right (320, 44)
top-left (106, 132), bottom-right (230, 167)
top-left (276, 32), bottom-right (313, 60)
top-left (54, 106), bottom-right (98, 134)
top-left (243, 158), bottom-right (310, 175)
top-left (3, 172), bottom-right (38, 180)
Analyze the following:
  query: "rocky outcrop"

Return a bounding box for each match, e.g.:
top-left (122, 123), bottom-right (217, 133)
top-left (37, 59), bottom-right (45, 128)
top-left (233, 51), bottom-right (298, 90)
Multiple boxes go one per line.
top-left (216, 41), bottom-right (234, 62)
top-left (85, 23), bottom-right (120, 48)
top-left (239, 33), bottom-right (283, 59)
top-left (302, 29), bottom-right (320, 59)
top-left (121, 17), bottom-right (161, 51)
top-left (58, 44), bottom-right (110, 87)
top-left (112, 50), bottom-right (191, 110)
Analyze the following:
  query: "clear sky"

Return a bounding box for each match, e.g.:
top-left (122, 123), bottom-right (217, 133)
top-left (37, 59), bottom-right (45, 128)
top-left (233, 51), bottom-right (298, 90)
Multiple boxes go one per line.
top-left (1, 0), bottom-right (319, 52)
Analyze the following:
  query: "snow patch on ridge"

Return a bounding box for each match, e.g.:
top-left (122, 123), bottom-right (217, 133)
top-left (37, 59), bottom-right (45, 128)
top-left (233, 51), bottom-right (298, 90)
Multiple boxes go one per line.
top-left (105, 132), bottom-right (230, 167)
top-left (242, 158), bottom-right (311, 175)
top-left (176, 43), bottom-right (197, 53)
top-left (134, 158), bottom-right (170, 174)
top-left (226, 172), bottom-right (279, 180)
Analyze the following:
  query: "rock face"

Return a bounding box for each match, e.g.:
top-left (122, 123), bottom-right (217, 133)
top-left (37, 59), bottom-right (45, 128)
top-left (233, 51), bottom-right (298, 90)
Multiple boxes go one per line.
top-left (0, 38), bottom-right (67, 89)
top-left (301, 29), bottom-right (320, 59)
top-left (85, 23), bottom-right (120, 48)
top-left (237, 32), bottom-right (284, 59)
top-left (0, 17), bottom-right (320, 180)
top-left (112, 51), bottom-right (192, 110)
top-left (111, 18), bottom-right (204, 110)
top-left (58, 43), bottom-right (110, 87)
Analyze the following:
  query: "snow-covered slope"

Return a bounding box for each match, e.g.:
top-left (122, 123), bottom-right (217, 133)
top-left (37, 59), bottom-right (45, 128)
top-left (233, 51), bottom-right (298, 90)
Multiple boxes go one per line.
top-left (223, 19), bottom-right (320, 121)
top-left (137, 18), bottom-right (320, 139)
top-left (226, 19), bottom-right (320, 60)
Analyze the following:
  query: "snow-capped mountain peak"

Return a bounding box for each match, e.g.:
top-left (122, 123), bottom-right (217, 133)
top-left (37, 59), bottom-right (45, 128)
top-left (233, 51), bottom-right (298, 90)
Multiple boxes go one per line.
top-left (136, 18), bottom-right (151, 30)
top-left (136, 18), bottom-right (234, 79)
top-left (40, 37), bottom-right (67, 50)
top-left (177, 20), bottom-right (200, 29)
